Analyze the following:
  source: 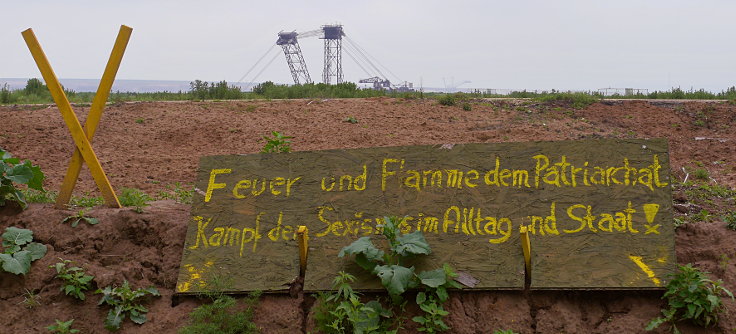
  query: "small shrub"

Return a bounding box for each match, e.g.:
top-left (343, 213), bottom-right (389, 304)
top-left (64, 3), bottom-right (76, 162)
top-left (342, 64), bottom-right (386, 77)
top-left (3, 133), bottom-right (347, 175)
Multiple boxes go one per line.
top-left (646, 264), bottom-right (734, 332)
top-left (261, 131), bottom-right (292, 153)
top-left (437, 95), bottom-right (455, 106)
top-left (723, 211), bottom-right (736, 230)
top-left (314, 271), bottom-right (394, 334)
top-left (462, 103), bottom-right (472, 111)
top-left (336, 216), bottom-right (460, 332)
top-left (47, 319), bottom-right (80, 334)
top-left (0, 227), bottom-right (47, 275)
top-left (178, 292), bottom-right (261, 334)
top-left (693, 168), bottom-right (709, 180)
top-left (62, 208), bottom-right (99, 227)
top-left (51, 259), bottom-right (95, 300)
top-left (118, 188), bottom-right (152, 213)
top-left (1, 83), bottom-right (16, 104)
top-left (96, 280), bottom-right (160, 331)
top-left (170, 182), bottom-right (193, 204)
top-left (1, 148), bottom-right (45, 209)
top-left (135, 118), bottom-right (145, 124)
top-left (19, 288), bottom-right (41, 309)
top-left (537, 92), bottom-right (599, 109)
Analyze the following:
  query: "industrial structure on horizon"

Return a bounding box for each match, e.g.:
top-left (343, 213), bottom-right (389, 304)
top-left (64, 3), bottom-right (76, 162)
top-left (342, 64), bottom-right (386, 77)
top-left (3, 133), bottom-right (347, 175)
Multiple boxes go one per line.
top-left (274, 24), bottom-right (413, 92)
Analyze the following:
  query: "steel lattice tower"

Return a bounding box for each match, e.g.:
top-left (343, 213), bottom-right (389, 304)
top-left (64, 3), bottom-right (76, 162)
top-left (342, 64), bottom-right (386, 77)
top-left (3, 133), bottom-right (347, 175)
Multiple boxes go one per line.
top-left (276, 32), bottom-right (312, 85)
top-left (321, 25), bottom-right (344, 84)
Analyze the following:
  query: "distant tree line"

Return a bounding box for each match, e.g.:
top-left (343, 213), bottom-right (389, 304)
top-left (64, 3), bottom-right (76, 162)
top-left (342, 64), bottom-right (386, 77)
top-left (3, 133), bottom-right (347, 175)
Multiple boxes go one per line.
top-left (2, 78), bottom-right (736, 105)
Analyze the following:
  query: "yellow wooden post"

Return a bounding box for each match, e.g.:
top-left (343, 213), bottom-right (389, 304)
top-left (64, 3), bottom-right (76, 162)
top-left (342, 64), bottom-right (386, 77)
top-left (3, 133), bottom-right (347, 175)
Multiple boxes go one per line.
top-left (520, 226), bottom-right (531, 278)
top-left (297, 225), bottom-right (309, 276)
top-left (21, 28), bottom-right (121, 208)
top-left (55, 25), bottom-right (132, 208)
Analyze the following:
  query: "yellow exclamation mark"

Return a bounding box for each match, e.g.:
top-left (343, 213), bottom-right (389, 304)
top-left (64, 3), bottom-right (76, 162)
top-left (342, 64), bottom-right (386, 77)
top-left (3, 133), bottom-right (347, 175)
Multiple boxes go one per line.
top-left (643, 203), bottom-right (661, 234)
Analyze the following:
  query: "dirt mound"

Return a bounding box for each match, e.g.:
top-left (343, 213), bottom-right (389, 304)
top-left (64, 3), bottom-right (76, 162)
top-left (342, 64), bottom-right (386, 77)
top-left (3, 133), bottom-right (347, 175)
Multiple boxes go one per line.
top-left (1, 98), bottom-right (735, 333)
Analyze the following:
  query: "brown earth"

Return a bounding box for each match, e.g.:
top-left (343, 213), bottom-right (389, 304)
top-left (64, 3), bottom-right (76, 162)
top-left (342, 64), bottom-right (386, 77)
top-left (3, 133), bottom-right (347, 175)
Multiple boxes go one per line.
top-left (0, 97), bottom-right (735, 333)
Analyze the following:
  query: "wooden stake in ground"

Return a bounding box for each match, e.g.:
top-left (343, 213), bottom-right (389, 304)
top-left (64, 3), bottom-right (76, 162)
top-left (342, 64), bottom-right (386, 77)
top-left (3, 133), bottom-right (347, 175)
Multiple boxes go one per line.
top-left (21, 26), bottom-right (132, 208)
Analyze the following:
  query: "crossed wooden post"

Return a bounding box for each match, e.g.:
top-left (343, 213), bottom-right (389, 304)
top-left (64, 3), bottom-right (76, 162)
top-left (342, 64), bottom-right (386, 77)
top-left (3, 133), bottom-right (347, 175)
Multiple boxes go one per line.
top-left (21, 26), bottom-right (133, 208)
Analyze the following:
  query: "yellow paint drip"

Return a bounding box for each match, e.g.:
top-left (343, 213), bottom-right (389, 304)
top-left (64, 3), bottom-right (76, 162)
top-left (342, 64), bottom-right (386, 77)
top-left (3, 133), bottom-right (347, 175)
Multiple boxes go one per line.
top-left (176, 261), bottom-right (214, 292)
top-left (629, 255), bottom-right (660, 286)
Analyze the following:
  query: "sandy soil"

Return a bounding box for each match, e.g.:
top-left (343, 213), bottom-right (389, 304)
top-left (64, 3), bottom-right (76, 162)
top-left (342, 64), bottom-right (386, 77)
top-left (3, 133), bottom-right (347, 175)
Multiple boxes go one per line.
top-left (1, 97), bottom-right (735, 333)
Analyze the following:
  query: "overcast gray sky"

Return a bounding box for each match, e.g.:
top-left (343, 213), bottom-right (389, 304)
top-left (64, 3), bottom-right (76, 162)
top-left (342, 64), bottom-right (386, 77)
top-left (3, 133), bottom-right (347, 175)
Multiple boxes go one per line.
top-left (2, 0), bottom-right (735, 91)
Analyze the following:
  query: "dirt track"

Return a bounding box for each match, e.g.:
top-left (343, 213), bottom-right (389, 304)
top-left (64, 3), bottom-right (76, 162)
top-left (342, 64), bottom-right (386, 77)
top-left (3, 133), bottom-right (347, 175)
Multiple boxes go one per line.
top-left (1, 98), bottom-right (735, 333)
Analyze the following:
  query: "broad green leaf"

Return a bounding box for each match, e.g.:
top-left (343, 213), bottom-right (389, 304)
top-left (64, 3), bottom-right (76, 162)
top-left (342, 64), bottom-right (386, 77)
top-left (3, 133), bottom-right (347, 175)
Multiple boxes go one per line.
top-left (416, 291), bottom-right (426, 304)
top-left (374, 264), bottom-right (414, 296)
top-left (418, 268), bottom-right (447, 288)
top-left (10, 189), bottom-right (27, 209)
top-left (436, 286), bottom-right (449, 302)
top-left (0, 149), bottom-right (13, 161)
top-left (394, 231), bottom-right (431, 257)
top-left (0, 251), bottom-right (32, 275)
top-left (2, 227), bottom-right (33, 248)
top-left (364, 300), bottom-right (392, 318)
top-left (26, 163), bottom-right (45, 191)
top-left (24, 242), bottom-right (47, 261)
top-left (105, 307), bottom-right (125, 331)
top-left (145, 286), bottom-right (160, 296)
top-left (84, 217), bottom-right (100, 225)
top-left (339, 237), bottom-right (384, 263)
top-left (706, 294), bottom-right (719, 307)
top-left (354, 253), bottom-right (378, 272)
top-left (129, 309), bottom-right (147, 324)
top-left (412, 316), bottom-right (427, 324)
top-left (6, 164), bottom-right (33, 184)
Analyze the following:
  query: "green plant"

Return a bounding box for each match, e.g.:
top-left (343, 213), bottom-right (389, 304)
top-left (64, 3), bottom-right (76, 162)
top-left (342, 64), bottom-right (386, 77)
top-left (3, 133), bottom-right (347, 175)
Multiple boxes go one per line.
top-left (70, 193), bottom-right (104, 208)
top-left (1, 148), bottom-right (45, 209)
top-left (693, 168), bottom-right (709, 180)
top-left (156, 182), bottom-right (194, 204)
top-left (314, 271), bottom-right (395, 334)
top-left (345, 116), bottom-right (359, 124)
top-left (0, 227), bottom-right (47, 275)
top-left (135, 118), bottom-right (145, 124)
top-left (20, 188), bottom-right (57, 204)
top-left (722, 211), bottom-right (736, 230)
top-left (437, 95), bottom-right (455, 106)
top-left (62, 208), bottom-right (99, 227)
top-left (493, 330), bottom-right (519, 334)
top-left (178, 292), bottom-right (261, 334)
top-left (46, 319), bottom-right (80, 334)
top-left (536, 92), bottom-right (599, 109)
top-left (261, 131), bottom-right (292, 153)
top-left (691, 209), bottom-right (713, 223)
top-left (337, 216), bottom-right (459, 332)
top-left (718, 254), bottom-right (731, 271)
top-left (1, 83), bottom-right (16, 104)
top-left (51, 259), bottom-right (95, 300)
top-left (646, 264), bottom-right (734, 333)
top-left (96, 280), bottom-right (160, 331)
top-left (462, 103), bottom-right (471, 111)
top-left (19, 288), bottom-right (42, 309)
top-left (245, 105), bottom-right (257, 112)
top-left (118, 188), bottom-right (152, 213)
top-left (412, 263), bottom-right (460, 333)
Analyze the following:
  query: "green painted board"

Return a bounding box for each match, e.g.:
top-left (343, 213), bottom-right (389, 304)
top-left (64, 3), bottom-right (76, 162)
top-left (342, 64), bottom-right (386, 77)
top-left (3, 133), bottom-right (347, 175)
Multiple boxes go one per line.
top-left (175, 139), bottom-right (674, 293)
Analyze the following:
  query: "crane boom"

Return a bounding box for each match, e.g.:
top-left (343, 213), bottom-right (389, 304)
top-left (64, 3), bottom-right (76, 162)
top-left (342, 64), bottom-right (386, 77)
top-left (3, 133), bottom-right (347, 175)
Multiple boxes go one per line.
top-left (276, 31), bottom-right (312, 85)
